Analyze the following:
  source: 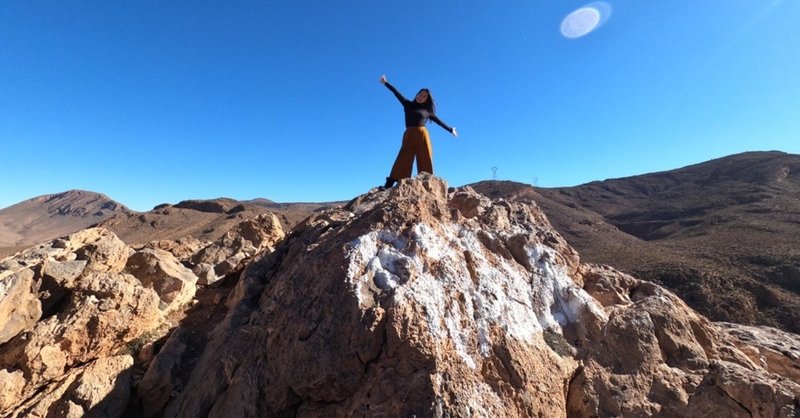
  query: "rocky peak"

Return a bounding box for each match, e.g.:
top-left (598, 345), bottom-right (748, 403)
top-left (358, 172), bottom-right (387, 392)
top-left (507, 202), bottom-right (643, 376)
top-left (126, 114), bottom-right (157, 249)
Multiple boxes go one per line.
top-left (0, 213), bottom-right (285, 417)
top-left (2, 175), bottom-right (799, 417)
top-left (0, 190), bottom-right (131, 253)
top-left (173, 198), bottom-right (240, 214)
top-left (162, 174), bottom-right (800, 417)
top-left (36, 190), bottom-right (128, 218)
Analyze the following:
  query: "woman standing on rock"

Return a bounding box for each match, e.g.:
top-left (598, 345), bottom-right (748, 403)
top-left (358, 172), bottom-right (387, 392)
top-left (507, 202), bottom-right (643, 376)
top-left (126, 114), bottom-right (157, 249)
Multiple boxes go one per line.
top-left (380, 74), bottom-right (457, 189)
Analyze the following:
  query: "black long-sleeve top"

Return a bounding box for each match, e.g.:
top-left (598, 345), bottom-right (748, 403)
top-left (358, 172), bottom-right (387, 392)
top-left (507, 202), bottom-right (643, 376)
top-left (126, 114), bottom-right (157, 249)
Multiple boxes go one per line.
top-left (384, 82), bottom-right (454, 133)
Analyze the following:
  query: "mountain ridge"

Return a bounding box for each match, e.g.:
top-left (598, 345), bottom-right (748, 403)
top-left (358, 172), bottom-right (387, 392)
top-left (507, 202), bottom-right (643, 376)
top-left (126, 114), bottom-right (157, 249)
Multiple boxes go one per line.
top-left (1, 174), bottom-right (799, 416)
top-left (3, 151), bottom-right (798, 332)
top-left (0, 192), bottom-right (337, 258)
top-left (0, 189), bottom-right (131, 251)
top-left (470, 150), bottom-right (800, 332)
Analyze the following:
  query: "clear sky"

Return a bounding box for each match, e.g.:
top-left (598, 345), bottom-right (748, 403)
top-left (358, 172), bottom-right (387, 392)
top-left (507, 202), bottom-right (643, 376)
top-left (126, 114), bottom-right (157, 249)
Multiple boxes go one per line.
top-left (2, 1), bottom-right (798, 211)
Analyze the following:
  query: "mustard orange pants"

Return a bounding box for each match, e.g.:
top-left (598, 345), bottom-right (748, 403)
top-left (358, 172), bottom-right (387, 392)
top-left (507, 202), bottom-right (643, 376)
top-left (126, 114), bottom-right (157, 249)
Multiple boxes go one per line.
top-left (389, 126), bottom-right (433, 180)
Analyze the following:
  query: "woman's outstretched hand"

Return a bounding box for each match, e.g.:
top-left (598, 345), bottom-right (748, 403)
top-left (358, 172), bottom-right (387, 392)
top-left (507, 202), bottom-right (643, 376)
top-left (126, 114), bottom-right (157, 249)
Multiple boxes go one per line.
top-left (451, 127), bottom-right (458, 137)
top-left (379, 74), bottom-right (387, 84)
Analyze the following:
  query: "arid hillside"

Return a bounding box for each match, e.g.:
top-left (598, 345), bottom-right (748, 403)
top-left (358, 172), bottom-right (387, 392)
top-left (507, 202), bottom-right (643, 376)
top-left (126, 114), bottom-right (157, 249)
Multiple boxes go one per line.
top-left (0, 194), bottom-right (335, 258)
top-left (0, 190), bottom-right (131, 257)
top-left (471, 151), bottom-right (800, 332)
top-left (4, 175), bottom-right (797, 417)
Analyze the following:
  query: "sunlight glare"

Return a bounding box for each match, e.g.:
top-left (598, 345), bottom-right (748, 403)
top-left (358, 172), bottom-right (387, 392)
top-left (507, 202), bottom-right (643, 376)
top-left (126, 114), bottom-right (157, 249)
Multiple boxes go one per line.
top-left (561, 2), bottom-right (612, 39)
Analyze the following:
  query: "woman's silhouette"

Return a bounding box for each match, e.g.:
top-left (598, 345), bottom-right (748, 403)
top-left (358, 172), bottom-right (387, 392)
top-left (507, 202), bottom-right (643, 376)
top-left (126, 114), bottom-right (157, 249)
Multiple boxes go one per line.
top-left (380, 74), bottom-right (457, 189)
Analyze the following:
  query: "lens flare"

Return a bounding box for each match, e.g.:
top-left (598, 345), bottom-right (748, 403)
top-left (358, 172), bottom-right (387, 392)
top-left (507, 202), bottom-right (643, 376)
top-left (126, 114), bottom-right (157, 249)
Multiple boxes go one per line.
top-left (561, 2), bottom-right (612, 39)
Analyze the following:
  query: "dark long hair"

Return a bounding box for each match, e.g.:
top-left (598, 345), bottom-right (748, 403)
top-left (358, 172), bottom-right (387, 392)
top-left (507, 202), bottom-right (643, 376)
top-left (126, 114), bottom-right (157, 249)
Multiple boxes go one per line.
top-left (417, 88), bottom-right (436, 113)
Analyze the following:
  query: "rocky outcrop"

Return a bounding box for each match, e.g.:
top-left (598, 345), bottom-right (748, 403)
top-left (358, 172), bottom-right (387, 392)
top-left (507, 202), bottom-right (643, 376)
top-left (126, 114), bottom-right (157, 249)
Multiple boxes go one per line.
top-left (570, 264), bottom-right (800, 417)
top-left (189, 213), bottom-right (285, 284)
top-left (160, 175), bottom-right (800, 417)
top-left (0, 214), bottom-right (286, 416)
top-left (125, 248), bottom-right (198, 313)
top-left (0, 268), bottom-right (41, 345)
top-left (0, 228), bottom-right (164, 415)
top-left (3, 176), bottom-right (799, 417)
top-left (718, 322), bottom-right (800, 384)
top-left (3, 355), bottom-right (133, 418)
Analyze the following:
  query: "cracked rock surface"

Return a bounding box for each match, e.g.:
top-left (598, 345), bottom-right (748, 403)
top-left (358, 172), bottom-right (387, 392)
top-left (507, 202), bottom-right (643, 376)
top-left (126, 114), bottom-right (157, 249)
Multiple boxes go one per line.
top-left (163, 175), bottom-right (800, 417)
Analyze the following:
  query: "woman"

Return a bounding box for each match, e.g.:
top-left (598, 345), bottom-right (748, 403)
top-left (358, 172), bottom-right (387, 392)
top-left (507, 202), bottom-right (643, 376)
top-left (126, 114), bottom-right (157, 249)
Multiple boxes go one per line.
top-left (380, 74), bottom-right (457, 189)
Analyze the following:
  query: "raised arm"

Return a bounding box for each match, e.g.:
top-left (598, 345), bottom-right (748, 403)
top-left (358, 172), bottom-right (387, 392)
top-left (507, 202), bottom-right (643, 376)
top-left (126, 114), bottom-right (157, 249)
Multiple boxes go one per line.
top-left (430, 114), bottom-right (458, 136)
top-left (380, 74), bottom-right (408, 105)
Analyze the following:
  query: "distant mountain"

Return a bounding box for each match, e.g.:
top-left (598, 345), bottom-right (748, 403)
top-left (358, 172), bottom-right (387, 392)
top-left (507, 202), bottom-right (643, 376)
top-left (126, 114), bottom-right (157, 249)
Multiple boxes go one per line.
top-left (0, 192), bottom-right (339, 258)
top-left (95, 198), bottom-right (274, 246)
top-left (241, 198), bottom-right (347, 226)
top-left (0, 190), bottom-right (131, 256)
top-left (471, 151), bottom-right (800, 332)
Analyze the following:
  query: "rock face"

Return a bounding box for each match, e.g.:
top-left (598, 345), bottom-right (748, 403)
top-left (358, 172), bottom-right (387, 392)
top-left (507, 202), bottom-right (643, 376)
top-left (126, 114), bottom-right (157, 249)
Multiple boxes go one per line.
top-left (4, 355), bottom-right (134, 418)
top-left (473, 151), bottom-right (800, 334)
top-left (571, 264), bottom-right (800, 417)
top-left (3, 176), bottom-right (799, 417)
top-left (717, 322), bottom-right (800, 384)
top-left (189, 213), bottom-right (285, 285)
top-left (161, 175), bottom-right (800, 417)
top-left (0, 228), bottom-right (165, 415)
top-left (0, 268), bottom-right (41, 345)
top-left (126, 248), bottom-right (198, 313)
top-left (0, 213), bottom-right (286, 416)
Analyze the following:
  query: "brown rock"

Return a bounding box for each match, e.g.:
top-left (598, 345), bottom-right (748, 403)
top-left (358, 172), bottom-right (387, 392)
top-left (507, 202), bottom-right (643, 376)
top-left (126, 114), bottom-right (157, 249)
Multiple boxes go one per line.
top-left (686, 361), bottom-right (800, 418)
top-left (193, 262), bottom-right (217, 286)
top-left (0, 268), bottom-right (42, 344)
top-left (125, 248), bottom-right (198, 312)
top-left (38, 258), bottom-right (88, 317)
top-left (164, 175), bottom-right (603, 417)
top-left (717, 322), bottom-right (800, 384)
top-left (0, 227), bottom-right (191, 415)
top-left (139, 236), bottom-right (207, 261)
top-left (0, 271), bottom-right (162, 407)
top-left (190, 213), bottom-right (284, 285)
top-left (2, 355), bottom-right (134, 418)
top-left (0, 368), bottom-right (25, 411)
top-left (568, 263), bottom-right (798, 417)
top-left (161, 175), bottom-right (799, 417)
top-left (68, 228), bottom-right (130, 273)
top-left (138, 327), bottom-right (189, 417)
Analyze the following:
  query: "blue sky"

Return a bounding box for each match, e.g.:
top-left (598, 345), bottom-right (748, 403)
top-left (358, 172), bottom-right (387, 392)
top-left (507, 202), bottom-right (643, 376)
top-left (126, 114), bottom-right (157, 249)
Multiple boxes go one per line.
top-left (1, 1), bottom-right (798, 211)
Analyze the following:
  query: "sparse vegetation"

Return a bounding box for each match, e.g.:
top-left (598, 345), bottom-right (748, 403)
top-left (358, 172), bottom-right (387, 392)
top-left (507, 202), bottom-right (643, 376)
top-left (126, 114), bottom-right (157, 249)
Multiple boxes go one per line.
top-left (544, 329), bottom-right (575, 357)
top-left (116, 329), bottom-right (163, 358)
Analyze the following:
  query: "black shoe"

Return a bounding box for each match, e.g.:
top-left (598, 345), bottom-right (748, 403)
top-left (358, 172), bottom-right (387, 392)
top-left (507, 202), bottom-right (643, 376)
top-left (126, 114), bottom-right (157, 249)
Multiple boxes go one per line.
top-left (381, 177), bottom-right (397, 189)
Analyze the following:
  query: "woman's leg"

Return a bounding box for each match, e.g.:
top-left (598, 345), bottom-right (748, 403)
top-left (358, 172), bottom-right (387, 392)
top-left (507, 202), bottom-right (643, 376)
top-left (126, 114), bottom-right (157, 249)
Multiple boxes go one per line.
top-left (389, 130), bottom-right (415, 180)
top-left (415, 128), bottom-right (434, 175)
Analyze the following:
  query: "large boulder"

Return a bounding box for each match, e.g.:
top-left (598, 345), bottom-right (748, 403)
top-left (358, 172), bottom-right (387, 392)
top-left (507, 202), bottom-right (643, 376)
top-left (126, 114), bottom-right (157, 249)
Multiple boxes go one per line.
top-left (0, 229), bottom-right (164, 414)
top-left (161, 175), bottom-right (800, 417)
top-left (190, 213), bottom-right (284, 285)
top-left (0, 227), bottom-right (129, 346)
top-left (125, 248), bottom-right (198, 312)
top-left (0, 271), bottom-right (163, 408)
top-left (569, 264), bottom-right (800, 417)
top-left (0, 268), bottom-right (42, 344)
top-left (2, 355), bottom-right (134, 418)
top-left (717, 322), bottom-right (800, 384)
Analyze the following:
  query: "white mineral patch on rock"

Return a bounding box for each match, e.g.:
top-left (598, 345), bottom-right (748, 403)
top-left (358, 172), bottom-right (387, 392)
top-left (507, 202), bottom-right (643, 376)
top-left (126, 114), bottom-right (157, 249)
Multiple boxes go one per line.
top-left (346, 222), bottom-right (606, 368)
